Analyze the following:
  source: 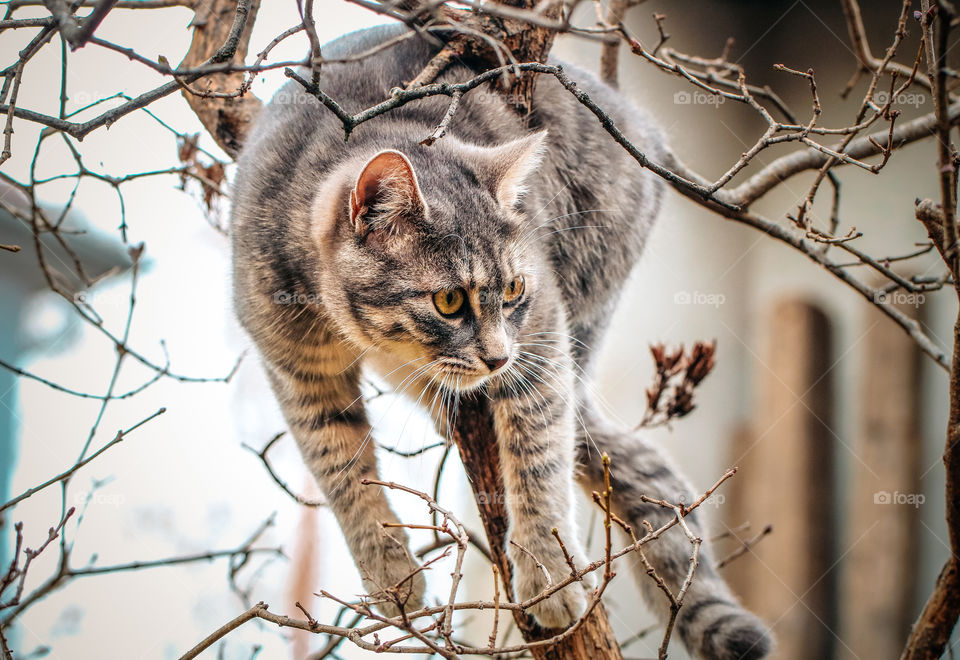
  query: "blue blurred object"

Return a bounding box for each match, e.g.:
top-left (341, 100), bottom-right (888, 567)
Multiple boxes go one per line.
top-left (0, 178), bottom-right (132, 603)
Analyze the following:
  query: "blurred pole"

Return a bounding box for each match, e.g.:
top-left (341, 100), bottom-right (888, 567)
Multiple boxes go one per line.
top-left (726, 298), bottom-right (837, 660)
top-left (839, 293), bottom-right (923, 659)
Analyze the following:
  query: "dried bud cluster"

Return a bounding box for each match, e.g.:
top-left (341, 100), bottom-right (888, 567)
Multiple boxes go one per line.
top-left (640, 341), bottom-right (717, 429)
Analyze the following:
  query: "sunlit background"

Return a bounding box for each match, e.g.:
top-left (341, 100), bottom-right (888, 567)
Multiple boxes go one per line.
top-left (1, 1), bottom-right (957, 658)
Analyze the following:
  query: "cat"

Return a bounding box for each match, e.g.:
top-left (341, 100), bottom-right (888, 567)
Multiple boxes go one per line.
top-left (231, 23), bottom-right (772, 660)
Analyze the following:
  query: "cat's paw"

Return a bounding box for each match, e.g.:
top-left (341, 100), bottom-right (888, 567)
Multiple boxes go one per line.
top-left (366, 566), bottom-right (426, 618)
top-left (525, 582), bottom-right (588, 629)
top-left (509, 540), bottom-right (588, 629)
top-left (359, 541), bottom-right (426, 617)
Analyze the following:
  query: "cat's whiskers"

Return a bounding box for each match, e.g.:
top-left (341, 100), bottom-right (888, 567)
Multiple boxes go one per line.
top-left (348, 357), bottom-right (435, 423)
top-left (424, 370), bottom-right (447, 430)
top-left (518, 337), bottom-right (607, 400)
top-left (516, 341), bottom-right (591, 377)
top-left (397, 367), bottom-right (446, 470)
top-left (523, 330), bottom-right (592, 352)
top-left (519, 225), bottom-right (608, 252)
top-left (439, 372), bottom-right (457, 441)
top-left (328, 358), bottom-right (441, 492)
top-left (520, 178), bottom-right (573, 228)
top-left (513, 352), bottom-right (599, 455)
top-left (515, 208), bottom-right (612, 253)
top-left (512, 358), bottom-right (587, 452)
top-left (336, 343), bottom-right (376, 376)
top-left (398, 361), bottom-right (447, 442)
top-left (380, 355), bottom-right (431, 382)
top-left (505, 361), bottom-right (552, 433)
top-left (338, 354), bottom-right (429, 414)
top-left (516, 342), bottom-right (594, 385)
top-left (416, 369), bottom-right (450, 476)
top-left (356, 360), bottom-right (447, 488)
top-left (518, 335), bottom-right (632, 427)
top-left (515, 209), bottom-right (608, 247)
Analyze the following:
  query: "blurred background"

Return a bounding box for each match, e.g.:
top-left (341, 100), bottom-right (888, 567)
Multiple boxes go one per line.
top-left (1, 0), bottom-right (956, 658)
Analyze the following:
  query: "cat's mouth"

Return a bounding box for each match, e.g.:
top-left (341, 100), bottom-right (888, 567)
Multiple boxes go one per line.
top-left (434, 358), bottom-right (511, 391)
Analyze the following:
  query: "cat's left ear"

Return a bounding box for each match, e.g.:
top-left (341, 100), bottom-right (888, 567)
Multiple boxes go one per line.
top-left (475, 131), bottom-right (548, 210)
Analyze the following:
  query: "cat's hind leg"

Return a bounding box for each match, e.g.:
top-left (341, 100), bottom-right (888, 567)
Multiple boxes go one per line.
top-left (574, 401), bottom-right (773, 660)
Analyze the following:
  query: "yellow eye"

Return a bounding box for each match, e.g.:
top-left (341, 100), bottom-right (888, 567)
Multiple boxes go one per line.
top-left (433, 288), bottom-right (465, 316)
top-left (504, 275), bottom-right (525, 303)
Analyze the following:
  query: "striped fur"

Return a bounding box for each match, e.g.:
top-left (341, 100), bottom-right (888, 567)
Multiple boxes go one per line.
top-left (231, 24), bottom-right (771, 657)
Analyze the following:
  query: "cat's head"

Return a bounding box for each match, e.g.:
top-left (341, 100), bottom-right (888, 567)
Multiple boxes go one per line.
top-left (315, 132), bottom-right (548, 392)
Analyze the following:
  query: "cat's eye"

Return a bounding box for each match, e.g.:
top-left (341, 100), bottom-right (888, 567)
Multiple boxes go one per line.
top-left (503, 275), bottom-right (525, 304)
top-left (433, 288), bottom-right (466, 316)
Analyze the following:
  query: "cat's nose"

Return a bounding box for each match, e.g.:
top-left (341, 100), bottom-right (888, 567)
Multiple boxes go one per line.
top-left (483, 356), bottom-right (509, 372)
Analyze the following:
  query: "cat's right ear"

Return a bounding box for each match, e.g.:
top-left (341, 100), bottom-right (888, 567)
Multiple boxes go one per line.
top-left (349, 150), bottom-right (425, 241)
top-left (472, 131), bottom-right (548, 211)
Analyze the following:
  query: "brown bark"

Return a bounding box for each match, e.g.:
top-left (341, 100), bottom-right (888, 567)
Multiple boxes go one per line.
top-left (452, 395), bottom-right (623, 660)
top-left (903, 201), bottom-right (960, 659)
top-left (599, 0), bottom-right (629, 87)
top-left (899, 317), bottom-right (960, 659)
top-left (179, 0), bottom-right (263, 158)
top-left (410, 0), bottom-right (562, 116)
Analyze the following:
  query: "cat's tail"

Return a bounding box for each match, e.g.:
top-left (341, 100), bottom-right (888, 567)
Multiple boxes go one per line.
top-left (574, 403), bottom-right (773, 660)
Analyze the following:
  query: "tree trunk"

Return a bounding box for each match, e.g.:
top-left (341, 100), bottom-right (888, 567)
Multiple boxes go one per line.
top-left (453, 395), bottom-right (623, 660)
top-left (178, 0), bottom-right (263, 159)
top-left (899, 317), bottom-right (960, 660)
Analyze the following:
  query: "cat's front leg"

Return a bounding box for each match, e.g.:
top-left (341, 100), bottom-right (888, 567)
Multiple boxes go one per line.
top-left (265, 344), bottom-right (425, 616)
top-left (489, 337), bottom-right (591, 629)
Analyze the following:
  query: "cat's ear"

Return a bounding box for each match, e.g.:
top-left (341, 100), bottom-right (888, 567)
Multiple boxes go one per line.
top-left (349, 150), bottom-right (425, 239)
top-left (476, 131), bottom-right (548, 210)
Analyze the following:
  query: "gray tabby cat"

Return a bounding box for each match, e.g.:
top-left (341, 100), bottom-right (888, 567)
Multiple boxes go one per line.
top-left (232, 23), bottom-right (771, 660)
